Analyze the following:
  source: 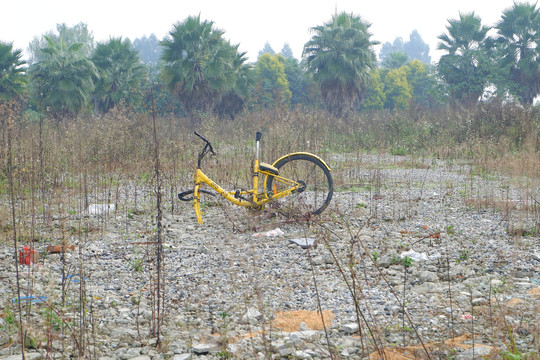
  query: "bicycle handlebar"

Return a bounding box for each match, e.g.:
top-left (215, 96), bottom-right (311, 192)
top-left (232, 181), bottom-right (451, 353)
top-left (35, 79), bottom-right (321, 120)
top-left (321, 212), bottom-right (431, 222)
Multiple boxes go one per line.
top-left (194, 132), bottom-right (215, 155)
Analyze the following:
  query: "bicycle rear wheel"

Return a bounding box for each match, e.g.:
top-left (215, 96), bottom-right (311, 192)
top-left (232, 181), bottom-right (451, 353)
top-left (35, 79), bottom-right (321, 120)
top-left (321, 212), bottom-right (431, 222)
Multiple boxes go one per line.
top-left (266, 153), bottom-right (333, 218)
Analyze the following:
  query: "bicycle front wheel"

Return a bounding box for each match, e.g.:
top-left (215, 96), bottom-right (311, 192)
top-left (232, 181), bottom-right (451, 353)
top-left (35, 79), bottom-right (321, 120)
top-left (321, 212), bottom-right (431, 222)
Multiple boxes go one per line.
top-left (266, 153), bottom-right (333, 218)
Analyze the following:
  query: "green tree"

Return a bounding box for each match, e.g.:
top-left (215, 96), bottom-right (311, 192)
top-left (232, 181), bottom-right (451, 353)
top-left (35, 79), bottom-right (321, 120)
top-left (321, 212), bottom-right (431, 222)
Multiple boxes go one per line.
top-left (30, 36), bottom-right (97, 118)
top-left (213, 50), bottom-right (252, 119)
top-left (28, 23), bottom-right (94, 64)
top-left (403, 60), bottom-right (440, 108)
top-left (0, 42), bottom-right (27, 101)
top-left (382, 67), bottom-right (412, 110)
top-left (160, 15), bottom-right (240, 120)
top-left (380, 31), bottom-right (430, 65)
top-left (495, 2), bottom-right (540, 104)
top-left (303, 11), bottom-right (378, 116)
top-left (283, 56), bottom-right (316, 107)
top-left (403, 30), bottom-right (431, 64)
top-left (379, 37), bottom-right (405, 63)
top-left (92, 37), bottom-right (147, 113)
top-left (437, 12), bottom-right (493, 104)
top-left (133, 34), bottom-right (161, 66)
top-left (280, 43), bottom-right (294, 59)
top-left (252, 53), bottom-right (291, 109)
top-left (362, 70), bottom-right (385, 110)
top-left (258, 41), bottom-right (275, 58)
top-left (381, 51), bottom-right (409, 69)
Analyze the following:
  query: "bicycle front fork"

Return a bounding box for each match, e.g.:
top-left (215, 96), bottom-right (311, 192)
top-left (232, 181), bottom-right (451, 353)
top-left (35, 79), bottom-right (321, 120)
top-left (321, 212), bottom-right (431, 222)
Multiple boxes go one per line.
top-left (193, 183), bottom-right (203, 224)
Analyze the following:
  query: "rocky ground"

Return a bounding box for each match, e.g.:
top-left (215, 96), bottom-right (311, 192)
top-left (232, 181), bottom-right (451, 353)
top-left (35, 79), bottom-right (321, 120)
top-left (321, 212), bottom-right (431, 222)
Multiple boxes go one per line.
top-left (0, 155), bottom-right (539, 359)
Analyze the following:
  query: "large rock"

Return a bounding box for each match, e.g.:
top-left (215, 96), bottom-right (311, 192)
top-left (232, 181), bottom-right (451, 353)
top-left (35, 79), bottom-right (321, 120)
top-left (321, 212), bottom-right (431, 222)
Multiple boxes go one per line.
top-left (455, 345), bottom-right (494, 359)
top-left (0, 354), bottom-right (42, 360)
top-left (241, 308), bottom-right (262, 325)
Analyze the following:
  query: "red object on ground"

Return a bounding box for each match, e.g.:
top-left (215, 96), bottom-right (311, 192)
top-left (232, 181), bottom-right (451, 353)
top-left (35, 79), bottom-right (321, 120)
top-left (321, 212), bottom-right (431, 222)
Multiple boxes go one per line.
top-left (19, 246), bottom-right (36, 265)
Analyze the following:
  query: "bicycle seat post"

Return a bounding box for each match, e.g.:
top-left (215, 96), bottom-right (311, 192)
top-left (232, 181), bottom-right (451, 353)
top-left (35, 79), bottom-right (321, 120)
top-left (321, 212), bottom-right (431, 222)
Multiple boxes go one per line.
top-left (252, 132), bottom-right (262, 203)
top-left (255, 131), bottom-right (262, 162)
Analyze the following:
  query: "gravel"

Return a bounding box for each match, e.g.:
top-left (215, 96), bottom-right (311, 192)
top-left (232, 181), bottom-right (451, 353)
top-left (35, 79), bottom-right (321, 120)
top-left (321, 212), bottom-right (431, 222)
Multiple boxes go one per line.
top-left (0, 155), bottom-right (539, 359)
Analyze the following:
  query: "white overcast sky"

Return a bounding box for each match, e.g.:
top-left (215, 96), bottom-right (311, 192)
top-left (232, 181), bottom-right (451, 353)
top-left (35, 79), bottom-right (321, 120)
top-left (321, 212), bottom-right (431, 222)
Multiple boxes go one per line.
top-left (1, 0), bottom-right (518, 63)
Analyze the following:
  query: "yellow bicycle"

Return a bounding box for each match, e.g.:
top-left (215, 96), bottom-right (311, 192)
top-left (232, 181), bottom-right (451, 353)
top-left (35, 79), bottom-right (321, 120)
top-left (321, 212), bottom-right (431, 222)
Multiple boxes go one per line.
top-left (178, 131), bottom-right (333, 224)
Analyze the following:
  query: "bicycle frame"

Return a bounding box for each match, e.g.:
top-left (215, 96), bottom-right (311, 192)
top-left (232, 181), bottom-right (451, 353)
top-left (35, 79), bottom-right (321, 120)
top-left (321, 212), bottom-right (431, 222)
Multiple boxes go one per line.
top-left (186, 132), bottom-right (330, 224)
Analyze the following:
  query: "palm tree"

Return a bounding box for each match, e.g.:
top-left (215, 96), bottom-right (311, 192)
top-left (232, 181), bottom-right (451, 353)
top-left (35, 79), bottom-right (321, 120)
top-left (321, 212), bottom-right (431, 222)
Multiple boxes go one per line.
top-left (381, 51), bottom-right (409, 69)
top-left (0, 42), bottom-right (27, 101)
top-left (30, 36), bottom-right (97, 119)
top-left (495, 2), bottom-right (540, 104)
top-left (160, 15), bottom-right (240, 120)
top-left (92, 38), bottom-right (147, 113)
top-left (437, 12), bottom-right (492, 104)
top-left (28, 22), bottom-right (94, 64)
top-left (214, 49), bottom-right (252, 119)
top-left (303, 11), bottom-right (378, 116)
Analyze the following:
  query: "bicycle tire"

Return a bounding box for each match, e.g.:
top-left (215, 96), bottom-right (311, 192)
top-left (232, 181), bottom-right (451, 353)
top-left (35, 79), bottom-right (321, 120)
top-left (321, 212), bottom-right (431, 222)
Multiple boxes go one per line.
top-left (265, 153), bottom-right (333, 217)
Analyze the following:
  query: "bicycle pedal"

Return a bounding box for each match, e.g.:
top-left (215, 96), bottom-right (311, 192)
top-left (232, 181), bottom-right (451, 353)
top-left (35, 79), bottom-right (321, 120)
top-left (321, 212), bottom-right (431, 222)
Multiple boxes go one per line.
top-left (234, 190), bottom-right (241, 199)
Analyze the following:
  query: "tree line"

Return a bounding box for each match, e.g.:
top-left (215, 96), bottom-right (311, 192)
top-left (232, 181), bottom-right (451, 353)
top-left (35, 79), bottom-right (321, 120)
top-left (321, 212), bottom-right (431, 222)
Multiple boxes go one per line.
top-left (1, 3), bottom-right (540, 121)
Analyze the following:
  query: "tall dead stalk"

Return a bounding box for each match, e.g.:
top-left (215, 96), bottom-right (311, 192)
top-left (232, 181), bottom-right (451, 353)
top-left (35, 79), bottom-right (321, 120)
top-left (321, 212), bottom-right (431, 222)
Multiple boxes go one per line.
top-left (150, 87), bottom-right (164, 345)
top-left (2, 101), bottom-right (26, 359)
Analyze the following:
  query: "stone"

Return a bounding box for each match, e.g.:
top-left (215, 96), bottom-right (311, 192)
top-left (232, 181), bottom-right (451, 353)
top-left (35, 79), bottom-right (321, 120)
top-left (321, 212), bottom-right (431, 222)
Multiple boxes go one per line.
top-left (411, 282), bottom-right (445, 294)
top-left (0, 354), bottom-right (43, 360)
top-left (416, 270), bottom-right (439, 283)
top-left (172, 354), bottom-right (192, 360)
top-left (0, 332), bottom-right (9, 347)
top-left (472, 297), bottom-right (488, 306)
top-left (341, 323), bottom-right (359, 334)
top-left (299, 321), bottom-right (309, 331)
top-left (192, 343), bottom-right (213, 354)
top-left (289, 238), bottom-right (316, 249)
top-left (241, 308), bottom-right (262, 325)
top-left (120, 347), bottom-right (141, 359)
top-left (455, 345), bottom-right (494, 359)
top-left (276, 341), bottom-right (295, 356)
top-left (294, 350), bottom-right (313, 359)
top-left (323, 254), bottom-right (335, 264)
top-left (289, 330), bottom-right (318, 341)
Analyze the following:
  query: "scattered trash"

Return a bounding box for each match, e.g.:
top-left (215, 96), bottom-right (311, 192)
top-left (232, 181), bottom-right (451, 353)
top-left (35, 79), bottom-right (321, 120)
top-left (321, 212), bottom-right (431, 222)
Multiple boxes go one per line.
top-left (253, 228), bottom-right (284, 237)
top-left (400, 250), bottom-right (440, 261)
top-left (12, 295), bottom-right (47, 304)
top-left (19, 246), bottom-right (38, 265)
top-left (64, 274), bottom-right (88, 283)
top-left (289, 238), bottom-right (316, 249)
top-left (87, 203), bottom-right (116, 215)
top-left (460, 313), bottom-right (475, 321)
top-left (46, 244), bottom-right (76, 253)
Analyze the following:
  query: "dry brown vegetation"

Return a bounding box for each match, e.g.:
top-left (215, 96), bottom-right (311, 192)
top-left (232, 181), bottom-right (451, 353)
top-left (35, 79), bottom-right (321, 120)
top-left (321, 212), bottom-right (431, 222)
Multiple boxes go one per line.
top-left (1, 101), bottom-right (539, 359)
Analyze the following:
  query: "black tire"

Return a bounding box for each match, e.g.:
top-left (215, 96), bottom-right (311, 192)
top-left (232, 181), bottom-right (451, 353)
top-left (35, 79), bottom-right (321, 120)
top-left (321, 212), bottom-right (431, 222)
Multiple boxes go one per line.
top-left (266, 154), bottom-right (333, 217)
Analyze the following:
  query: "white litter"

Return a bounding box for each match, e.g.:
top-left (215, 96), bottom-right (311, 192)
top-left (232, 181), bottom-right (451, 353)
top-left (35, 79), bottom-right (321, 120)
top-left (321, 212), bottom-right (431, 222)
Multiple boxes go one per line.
top-left (400, 249), bottom-right (440, 261)
top-left (87, 203), bottom-right (116, 215)
top-left (253, 228), bottom-right (284, 237)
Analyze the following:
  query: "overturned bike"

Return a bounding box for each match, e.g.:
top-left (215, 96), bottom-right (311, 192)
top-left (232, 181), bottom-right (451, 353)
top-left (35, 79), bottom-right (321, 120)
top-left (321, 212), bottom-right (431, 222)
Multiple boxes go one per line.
top-left (179, 131), bottom-right (333, 224)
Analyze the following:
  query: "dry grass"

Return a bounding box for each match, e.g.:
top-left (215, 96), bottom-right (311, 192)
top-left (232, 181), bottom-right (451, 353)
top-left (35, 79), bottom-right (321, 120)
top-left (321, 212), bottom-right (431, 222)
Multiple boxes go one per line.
top-left (1, 101), bottom-right (539, 357)
top-left (369, 335), bottom-right (496, 360)
top-left (271, 309), bottom-right (334, 332)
